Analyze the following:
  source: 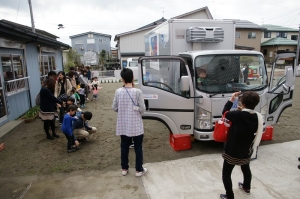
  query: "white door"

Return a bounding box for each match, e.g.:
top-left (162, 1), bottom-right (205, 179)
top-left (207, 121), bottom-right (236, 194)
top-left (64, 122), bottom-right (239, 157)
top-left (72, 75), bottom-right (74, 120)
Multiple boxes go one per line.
top-left (138, 56), bottom-right (195, 135)
top-left (265, 53), bottom-right (296, 125)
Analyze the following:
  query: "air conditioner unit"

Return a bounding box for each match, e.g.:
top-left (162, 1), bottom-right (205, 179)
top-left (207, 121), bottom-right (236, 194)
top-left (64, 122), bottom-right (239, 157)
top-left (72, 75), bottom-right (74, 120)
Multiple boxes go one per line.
top-left (186, 27), bottom-right (224, 43)
top-left (80, 47), bottom-right (84, 50)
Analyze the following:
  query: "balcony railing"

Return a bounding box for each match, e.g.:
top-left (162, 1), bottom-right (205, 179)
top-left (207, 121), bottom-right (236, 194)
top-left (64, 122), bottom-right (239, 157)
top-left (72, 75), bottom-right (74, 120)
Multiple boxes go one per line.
top-left (4, 76), bottom-right (30, 97)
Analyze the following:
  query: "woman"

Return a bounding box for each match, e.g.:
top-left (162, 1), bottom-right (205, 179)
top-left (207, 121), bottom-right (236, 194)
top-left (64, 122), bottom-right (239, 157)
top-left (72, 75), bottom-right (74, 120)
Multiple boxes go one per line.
top-left (54, 71), bottom-right (72, 125)
top-left (220, 91), bottom-right (263, 199)
top-left (112, 68), bottom-right (147, 177)
top-left (39, 78), bottom-right (64, 140)
top-left (67, 71), bottom-right (77, 89)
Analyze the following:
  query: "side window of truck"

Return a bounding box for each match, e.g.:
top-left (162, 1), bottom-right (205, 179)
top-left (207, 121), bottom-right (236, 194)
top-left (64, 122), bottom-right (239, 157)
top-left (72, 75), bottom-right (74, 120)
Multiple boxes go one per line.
top-left (142, 59), bottom-right (189, 97)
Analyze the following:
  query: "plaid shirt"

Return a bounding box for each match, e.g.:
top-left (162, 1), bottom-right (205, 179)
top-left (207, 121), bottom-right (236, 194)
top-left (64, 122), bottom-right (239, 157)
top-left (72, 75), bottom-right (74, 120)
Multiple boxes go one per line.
top-left (112, 87), bottom-right (145, 136)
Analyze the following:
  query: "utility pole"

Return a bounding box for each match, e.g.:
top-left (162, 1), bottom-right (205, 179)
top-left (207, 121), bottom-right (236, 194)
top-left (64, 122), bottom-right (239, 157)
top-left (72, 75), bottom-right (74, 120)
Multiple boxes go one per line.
top-left (296, 24), bottom-right (300, 66)
top-left (28, 0), bottom-right (35, 33)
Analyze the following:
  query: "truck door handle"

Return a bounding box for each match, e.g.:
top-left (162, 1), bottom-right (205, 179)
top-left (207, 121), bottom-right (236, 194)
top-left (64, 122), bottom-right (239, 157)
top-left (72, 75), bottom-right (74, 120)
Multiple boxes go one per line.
top-left (144, 100), bottom-right (149, 111)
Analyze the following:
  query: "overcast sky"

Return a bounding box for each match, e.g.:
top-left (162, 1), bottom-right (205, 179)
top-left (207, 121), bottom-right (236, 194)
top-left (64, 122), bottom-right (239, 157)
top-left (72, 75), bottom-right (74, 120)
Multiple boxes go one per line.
top-left (1, 0), bottom-right (299, 47)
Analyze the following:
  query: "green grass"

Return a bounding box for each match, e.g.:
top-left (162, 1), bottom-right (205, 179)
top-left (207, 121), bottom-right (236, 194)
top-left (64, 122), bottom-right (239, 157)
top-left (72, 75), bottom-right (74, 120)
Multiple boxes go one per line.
top-left (23, 105), bottom-right (40, 119)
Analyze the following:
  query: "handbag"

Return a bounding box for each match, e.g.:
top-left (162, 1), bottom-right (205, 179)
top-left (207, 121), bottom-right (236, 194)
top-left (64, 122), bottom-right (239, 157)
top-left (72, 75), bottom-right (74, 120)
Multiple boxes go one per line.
top-left (57, 93), bottom-right (68, 101)
top-left (213, 111), bottom-right (232, 142)
top-left (35, 93), bottom-right (40, 105)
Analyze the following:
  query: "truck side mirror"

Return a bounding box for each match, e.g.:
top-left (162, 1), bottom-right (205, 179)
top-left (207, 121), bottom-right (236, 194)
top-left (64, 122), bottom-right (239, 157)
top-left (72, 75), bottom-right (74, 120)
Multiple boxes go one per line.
top-left (180, 76), bottom-right (189, 91)
top-left (285, 67), bottom-right (293, 87)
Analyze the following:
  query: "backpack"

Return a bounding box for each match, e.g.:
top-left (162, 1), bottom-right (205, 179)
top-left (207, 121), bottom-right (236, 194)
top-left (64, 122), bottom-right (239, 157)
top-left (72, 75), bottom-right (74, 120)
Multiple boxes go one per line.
top-left (35, 93), bottom-right (40, 105)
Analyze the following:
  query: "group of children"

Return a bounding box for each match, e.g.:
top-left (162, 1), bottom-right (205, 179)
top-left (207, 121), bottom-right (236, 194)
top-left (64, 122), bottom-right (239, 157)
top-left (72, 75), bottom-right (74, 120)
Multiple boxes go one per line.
top-left (60, 76), bottom-right (101, 153)
top-left (72, 76), bottom-right (102, 108)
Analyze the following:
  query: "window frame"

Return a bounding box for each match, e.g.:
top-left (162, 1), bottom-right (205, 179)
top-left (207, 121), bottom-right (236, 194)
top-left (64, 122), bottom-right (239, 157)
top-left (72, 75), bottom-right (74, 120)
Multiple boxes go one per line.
top-left (264, 32), bottom-right (271, 38)
top-left (235, 32), bottom-right (241, 39)
top-left (248, 32), bottom-right (256, 39)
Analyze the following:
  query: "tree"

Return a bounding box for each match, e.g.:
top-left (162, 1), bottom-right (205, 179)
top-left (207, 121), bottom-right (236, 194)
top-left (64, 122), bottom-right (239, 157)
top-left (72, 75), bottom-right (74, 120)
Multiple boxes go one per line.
top-left (99, 50), bottom-right (107, 71)
top-left (65, 48), bottom-right (81, 71)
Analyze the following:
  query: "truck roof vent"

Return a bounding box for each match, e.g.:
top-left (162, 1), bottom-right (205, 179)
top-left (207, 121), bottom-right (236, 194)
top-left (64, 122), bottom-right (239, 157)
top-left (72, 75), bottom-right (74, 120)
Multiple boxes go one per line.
top-left (186, 27), bottom-right (224, 43)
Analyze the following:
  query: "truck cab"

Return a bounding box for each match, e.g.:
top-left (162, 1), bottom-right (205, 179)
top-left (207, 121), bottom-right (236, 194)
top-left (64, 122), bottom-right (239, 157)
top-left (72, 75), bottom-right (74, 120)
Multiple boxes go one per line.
top-left (138, 50), bottom-right (296, 141)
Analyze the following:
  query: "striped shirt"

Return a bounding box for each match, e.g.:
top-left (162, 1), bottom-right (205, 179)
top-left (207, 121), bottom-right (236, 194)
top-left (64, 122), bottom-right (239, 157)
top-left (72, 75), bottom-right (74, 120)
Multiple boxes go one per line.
top-left (112, 87), bottom-right (145, 136)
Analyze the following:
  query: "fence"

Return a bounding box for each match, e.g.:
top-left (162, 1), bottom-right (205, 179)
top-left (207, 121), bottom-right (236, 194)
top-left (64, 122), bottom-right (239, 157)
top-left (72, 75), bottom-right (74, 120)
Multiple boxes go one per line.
top-left (4, 77), bottom-right (30, 96)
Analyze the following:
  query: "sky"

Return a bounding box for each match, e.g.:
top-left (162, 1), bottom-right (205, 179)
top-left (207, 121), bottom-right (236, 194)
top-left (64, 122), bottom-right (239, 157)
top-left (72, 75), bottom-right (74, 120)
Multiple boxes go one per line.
top-left (0, 0), bottom-right (300, 47)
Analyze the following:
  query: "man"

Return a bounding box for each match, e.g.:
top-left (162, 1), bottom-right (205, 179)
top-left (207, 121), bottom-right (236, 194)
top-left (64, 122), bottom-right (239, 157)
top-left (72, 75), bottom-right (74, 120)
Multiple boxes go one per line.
top-left (72, 111), bottom-right (97, 141)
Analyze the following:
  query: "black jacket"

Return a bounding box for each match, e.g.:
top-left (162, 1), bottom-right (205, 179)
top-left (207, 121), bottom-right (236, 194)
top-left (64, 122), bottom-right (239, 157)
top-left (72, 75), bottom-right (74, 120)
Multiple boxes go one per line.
top-left (40, 87), bottom-right (62, 112)
top-left (223, 101), bottom-right (258, 159)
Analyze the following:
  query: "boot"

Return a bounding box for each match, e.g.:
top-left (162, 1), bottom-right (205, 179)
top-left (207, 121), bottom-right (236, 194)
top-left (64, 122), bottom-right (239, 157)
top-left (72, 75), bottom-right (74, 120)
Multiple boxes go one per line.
top-left (46, 132), bottom-right (54, 140)
top-left (52, 132), bottom-right (60, 138)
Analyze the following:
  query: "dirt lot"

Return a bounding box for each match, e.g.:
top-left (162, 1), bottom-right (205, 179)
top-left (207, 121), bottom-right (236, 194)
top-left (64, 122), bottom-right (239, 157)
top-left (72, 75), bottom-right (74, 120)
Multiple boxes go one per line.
top-left (0, 77), bottom-right (299, 178)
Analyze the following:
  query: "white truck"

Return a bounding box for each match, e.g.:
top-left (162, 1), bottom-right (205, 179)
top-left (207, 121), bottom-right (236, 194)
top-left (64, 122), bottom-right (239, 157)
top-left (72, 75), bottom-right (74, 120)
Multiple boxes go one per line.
top-left (137, 19), bottom-right (297, 141)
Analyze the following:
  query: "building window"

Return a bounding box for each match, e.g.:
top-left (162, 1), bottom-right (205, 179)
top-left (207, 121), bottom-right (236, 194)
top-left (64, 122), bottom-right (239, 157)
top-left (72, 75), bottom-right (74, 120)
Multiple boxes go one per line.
top-left (286, 49), bottom-right (290, 52)
top-left (264, 32), bottom-right (271, 38)
top-left (263, 49), bottom-right (267, 55)
top-left (235, 32), bottom-right (241, 39)
top-left (87, 39), bottom-right (95, 44)
top-left (88, 34), bottom-right (93, 38)
top-left (1, 54), bottom-right (28, 94)
top-left (99, 38), bottom-right (107, 43)
top-left (291, 35), bottom-right (298, 40)
top-left (276, 32), bottom-right (287, 38)
top-left (248, 32), bottom-right (256, 39)
top-left (75, 40), bottom-right (83, 44)
top-left (39, 55), bottom-right (56, 84)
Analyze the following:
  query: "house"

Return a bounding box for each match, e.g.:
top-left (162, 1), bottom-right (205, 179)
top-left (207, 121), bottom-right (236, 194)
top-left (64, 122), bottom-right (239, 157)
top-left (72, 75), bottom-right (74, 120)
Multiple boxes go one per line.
top-left (260, 24), bottom-right (299, 64)
top-left (69, 32), bottom-right (111, 64)
top-left (234, 20), bottom-right (266, 51)
top-left (0, 19), bottom-right (69, 126)
top-left (114, 6), bottom-right (213, 68)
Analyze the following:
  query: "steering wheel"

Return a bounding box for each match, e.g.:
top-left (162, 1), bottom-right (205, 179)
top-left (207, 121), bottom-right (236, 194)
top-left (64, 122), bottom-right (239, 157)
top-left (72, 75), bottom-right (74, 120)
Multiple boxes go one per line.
top-left (145, 81), bottom-right (175, 93)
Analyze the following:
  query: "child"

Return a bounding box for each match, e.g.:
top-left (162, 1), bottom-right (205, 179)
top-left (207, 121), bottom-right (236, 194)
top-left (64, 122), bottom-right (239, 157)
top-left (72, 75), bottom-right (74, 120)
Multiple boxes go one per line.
top-left (77, 84), bottom-right (86, 108)
top-left (197, 68), bottom-right (216, 85)
top-left (65, 97), bottom-right (82, 114)
top-left (90, 77), bottom-right (102, 100)
top-left (69, 89), bottom-right (79, 105)
top-left (61, 105), bottom-right (80, 153)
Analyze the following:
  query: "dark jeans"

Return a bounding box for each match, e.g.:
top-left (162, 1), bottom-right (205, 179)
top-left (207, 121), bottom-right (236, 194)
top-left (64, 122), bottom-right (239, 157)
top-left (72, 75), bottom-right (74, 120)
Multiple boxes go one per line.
top-left (43, 119), bottom-right (55, 136)
top-left (64, 134), bottom-right (76, 150)
top-left (222, 160), bottom-right (252, 199)
top-left (121, 134), bottom-right (144, 172)
top-left (79, 94), bottom-right (85, 105)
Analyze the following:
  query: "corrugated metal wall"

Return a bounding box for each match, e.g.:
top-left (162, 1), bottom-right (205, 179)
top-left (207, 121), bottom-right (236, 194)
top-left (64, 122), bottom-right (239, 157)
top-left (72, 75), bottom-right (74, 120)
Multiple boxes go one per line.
top-left (120, 29), bottom-right (150, 52)
top-left (179, 11), bottom-right (209, 20)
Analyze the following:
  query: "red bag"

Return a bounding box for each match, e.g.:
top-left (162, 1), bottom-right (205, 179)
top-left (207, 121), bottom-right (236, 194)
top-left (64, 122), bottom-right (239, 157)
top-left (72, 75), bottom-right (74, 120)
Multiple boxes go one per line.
top-left (213, 111), bottom-right (232, 142)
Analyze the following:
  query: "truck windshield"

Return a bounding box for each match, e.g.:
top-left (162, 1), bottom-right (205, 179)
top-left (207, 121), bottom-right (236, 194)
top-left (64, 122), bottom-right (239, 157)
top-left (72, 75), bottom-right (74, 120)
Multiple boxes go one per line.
top-left (129, 61), bottom-right (138, 67)
top-left (195, 54), bottom-right (267, 93)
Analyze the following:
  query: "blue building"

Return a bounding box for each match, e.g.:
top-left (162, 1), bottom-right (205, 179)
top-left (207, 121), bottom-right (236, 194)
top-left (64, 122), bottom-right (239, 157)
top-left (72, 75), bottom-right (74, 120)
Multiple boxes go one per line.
top-left (0, 20), bottom-right (69, 126)
top-left (69, 31), bottom-right (111, 64)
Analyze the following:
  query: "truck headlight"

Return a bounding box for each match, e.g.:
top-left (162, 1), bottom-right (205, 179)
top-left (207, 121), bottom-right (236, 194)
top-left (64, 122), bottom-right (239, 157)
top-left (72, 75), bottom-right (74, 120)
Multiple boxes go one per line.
top-left (195, 107), bottom-right (212, 129)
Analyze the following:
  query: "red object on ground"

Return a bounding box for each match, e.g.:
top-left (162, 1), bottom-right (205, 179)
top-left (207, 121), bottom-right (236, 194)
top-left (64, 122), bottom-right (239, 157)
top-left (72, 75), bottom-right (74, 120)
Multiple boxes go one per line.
top-left (262, 126), bottom-right (273, 141)
top-left (170, 133), bottom-right (191, 151)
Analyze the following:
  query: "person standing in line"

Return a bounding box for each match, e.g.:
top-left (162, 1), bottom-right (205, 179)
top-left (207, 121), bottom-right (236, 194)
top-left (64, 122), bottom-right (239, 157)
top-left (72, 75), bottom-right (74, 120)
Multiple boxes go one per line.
top-left (61, 105), bottom-right (80, 153)
top-left (39, 78), bottom-right (64, 140)
top-left (220, 91), bottom-right (263, 199)
top-left (112, 68), bottom-right (147, 177)
top-left (54, 71), bottom-right (72, 126)
top-left (77, 84), bottom-right (86, 108)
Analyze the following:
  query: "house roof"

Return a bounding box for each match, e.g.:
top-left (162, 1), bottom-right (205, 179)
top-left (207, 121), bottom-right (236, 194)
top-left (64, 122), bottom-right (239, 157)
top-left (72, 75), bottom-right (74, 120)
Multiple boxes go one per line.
top-left (170, 6), bottom-right (213, 20)
top-left (0, 20), bottom-right (69, 48)
top-left (0, 19), bottom-right (59, 39)
top-left (261, 37), bottom-right (298, 46)
top-left (114, 6), bottom-right (212, 41)
top-left (233, 20), bottom-right (266, 30)
top-left (262, 24), bottom-right (298, 32)
top-left (69, 31), bottom-right (111, 39)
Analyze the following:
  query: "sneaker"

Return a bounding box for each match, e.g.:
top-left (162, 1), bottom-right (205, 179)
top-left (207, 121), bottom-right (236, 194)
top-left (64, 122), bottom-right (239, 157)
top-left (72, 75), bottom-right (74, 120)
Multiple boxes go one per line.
top-left (67, 148), bottom-right (76, 153)
top-left (238, 182), bottom-right (250, 195)
top-left (86, 98), bottom-right (89, 101)
top-left (122, 169), bottom-right (128, 176)
top-left (135, 168), bottom-right (147, 177)
top-left (59, 123), bottom-right (62, 126)
top-left (219, 194), bottom-right (227, 199)
top-left (129, 144), bottom-right (134, 149)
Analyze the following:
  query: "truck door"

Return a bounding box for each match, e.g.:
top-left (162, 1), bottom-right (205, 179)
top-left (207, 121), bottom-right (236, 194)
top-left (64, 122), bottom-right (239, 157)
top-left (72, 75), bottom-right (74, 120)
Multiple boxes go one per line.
top-left (138, 56), bottom-right (194, 135)
top-left (265, 53), bottom-right (296, 125)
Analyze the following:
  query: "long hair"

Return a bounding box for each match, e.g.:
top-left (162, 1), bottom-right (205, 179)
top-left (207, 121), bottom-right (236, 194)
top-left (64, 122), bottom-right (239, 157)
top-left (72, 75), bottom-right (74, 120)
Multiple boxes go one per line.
top-left (57, 71), bottom-right (66, 83)
top-left (44, 78), bottom-right (56, 91)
